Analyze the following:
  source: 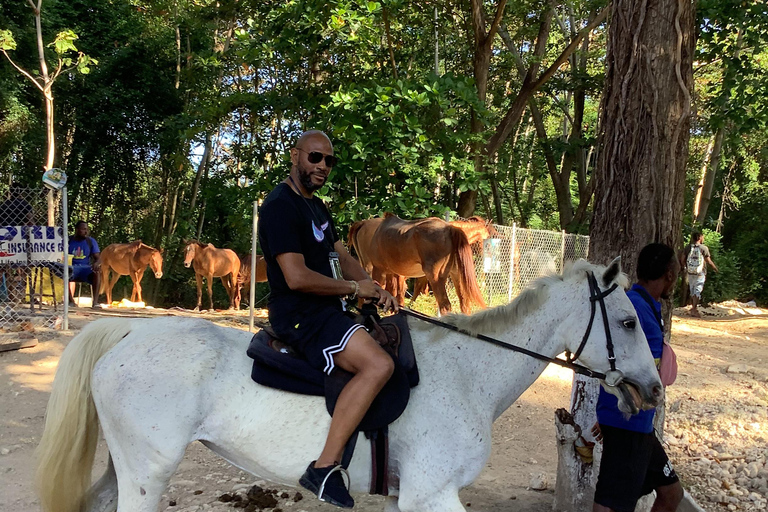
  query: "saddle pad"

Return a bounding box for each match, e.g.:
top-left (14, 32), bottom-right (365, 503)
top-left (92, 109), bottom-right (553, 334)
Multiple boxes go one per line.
top-left (247, 312), bottom-right (419, 430)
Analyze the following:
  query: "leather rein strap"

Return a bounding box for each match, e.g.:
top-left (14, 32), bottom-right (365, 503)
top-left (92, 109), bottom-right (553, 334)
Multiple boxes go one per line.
top-left (400, 272), bottom-right (620, 381)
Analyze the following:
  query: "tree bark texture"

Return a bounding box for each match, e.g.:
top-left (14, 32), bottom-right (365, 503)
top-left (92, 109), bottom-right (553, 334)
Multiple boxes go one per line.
top-left (589, 0), bottom-right (694, 278)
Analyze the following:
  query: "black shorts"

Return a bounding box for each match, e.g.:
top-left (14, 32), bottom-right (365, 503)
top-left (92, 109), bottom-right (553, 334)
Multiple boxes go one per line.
top-left (594, 424), bottom-right (679, 512)
top-left (272, 305), bottom-right (365, 376)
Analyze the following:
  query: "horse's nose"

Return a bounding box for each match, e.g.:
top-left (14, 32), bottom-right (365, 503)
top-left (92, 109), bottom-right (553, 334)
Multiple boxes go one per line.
top-left (183, 262), bottom-right (190, 268)
top-left (651, 384), bottom-right (663, 405)
top-left (155, 272), bottom-right (163, 278)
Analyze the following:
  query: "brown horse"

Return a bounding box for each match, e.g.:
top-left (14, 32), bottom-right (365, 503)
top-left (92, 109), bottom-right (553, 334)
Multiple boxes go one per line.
top-left (234, 254), bottom-right (267, 309)
top-left (349, 213), bottom-right (486, 315)
top-left (98, 241), bottom-right (164, 305)
top-left (411, 216), bottom-right (495, 300)
top-left (183, 241), bottom-right (240, 311)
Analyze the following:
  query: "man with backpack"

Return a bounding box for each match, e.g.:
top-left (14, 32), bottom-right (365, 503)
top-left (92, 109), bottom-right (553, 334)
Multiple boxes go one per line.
top-left (681, 232), bottom-right (718, 317)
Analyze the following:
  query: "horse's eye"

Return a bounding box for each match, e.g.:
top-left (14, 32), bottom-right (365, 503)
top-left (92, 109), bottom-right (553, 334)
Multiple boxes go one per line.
top-left (622, 319), bottom-right (636, 329)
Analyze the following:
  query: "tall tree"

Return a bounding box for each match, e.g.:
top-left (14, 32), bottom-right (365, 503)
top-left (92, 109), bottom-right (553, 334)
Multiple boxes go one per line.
top-left (554, 0), bottom-right (695, 509)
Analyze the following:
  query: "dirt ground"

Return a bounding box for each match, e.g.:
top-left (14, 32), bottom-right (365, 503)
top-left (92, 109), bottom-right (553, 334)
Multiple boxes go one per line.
top-left (1, 303), bottom-right (766, 512)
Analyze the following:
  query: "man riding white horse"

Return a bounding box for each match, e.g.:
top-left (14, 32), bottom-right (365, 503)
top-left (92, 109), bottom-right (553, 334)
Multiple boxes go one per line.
top-left (258, 130), bottom-right (398, 508)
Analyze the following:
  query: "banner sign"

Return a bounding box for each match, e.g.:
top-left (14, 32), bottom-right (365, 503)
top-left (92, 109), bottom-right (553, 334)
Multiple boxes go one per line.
top-left (0, 226), bottom-right (65, 263)
top-left (483, 238), bottom-right (503, 274)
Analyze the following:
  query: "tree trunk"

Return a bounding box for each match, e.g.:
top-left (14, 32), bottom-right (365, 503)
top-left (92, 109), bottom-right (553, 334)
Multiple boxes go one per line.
top-left (693, 127), bottom-right (725, 226)
top-left (557, 0), bottom-right (695, 508)
top-left (589, 0), bottom-right (693, 274)
top-left (457, 0), bottom-right (508, 218)
top-left (382, 7), bottom-right (398, 80)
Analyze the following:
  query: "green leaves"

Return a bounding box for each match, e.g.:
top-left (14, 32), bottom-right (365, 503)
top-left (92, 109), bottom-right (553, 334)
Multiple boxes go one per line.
top-left (0, 29), bottom-right (16, 51)
top-left (50, 29), bottom-right (79, 55)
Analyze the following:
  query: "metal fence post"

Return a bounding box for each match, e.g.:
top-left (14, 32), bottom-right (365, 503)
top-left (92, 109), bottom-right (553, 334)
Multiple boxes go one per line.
top-left (560, 230), bottom-right (566, 271)
top-left (62, 187), bottom-right (69, 331)
top-left (249, 200), bottom-right (259, 332)
top-left (507, 222), bottom-right (517, 302)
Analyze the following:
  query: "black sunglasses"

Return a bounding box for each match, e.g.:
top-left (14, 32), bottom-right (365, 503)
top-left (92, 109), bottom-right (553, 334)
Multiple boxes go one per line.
top-left (296, 148), bottom-right (338, 168)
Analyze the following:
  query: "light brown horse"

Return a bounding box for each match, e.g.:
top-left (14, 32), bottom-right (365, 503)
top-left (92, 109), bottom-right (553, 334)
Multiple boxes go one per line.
top-left (411, 216), bottom-right (495, 300)
top-left (349, 213), bottom-right (486, 315)
top-left (183, 241), bottom-right (240, 311)
top-left (234, 254), bottom-right (267, 309)
top-left (98, 241), bottom-right (164, 305)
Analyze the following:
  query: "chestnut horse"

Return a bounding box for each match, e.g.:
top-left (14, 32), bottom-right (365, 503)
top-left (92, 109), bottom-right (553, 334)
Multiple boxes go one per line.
top-left (183, 241), bottom-right (240, 311)
top-left (412, 217), bottom-right (495, 301)
top-left (234, 254), bottom-right (267, 309)
top-left (98, 241), bottom-right (164, 305)
top-left (349, 214), bottom-right (486, 314)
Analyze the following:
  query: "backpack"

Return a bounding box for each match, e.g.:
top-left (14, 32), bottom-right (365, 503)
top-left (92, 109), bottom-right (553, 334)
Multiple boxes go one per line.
top-left (686, 244), bottom-right (705, 275)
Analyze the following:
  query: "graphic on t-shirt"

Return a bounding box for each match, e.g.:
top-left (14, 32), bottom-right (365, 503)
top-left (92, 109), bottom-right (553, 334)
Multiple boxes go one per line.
top-left (72, 245), bottom-right (88, 262)
top-left (312, 221), bottom-right (325, 242)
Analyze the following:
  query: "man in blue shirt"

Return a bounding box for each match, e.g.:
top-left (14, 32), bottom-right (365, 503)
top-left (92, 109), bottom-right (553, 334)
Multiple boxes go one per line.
top-left (592, 243), bottom-right (683, 512)
top-left (68, 220), bottom-right (101, 308)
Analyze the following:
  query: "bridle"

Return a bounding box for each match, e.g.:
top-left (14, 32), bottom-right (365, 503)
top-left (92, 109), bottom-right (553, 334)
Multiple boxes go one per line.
top-left (399, 271), bottom-right (623, 383)
top-left (564, 271), bottom-right (623, 386)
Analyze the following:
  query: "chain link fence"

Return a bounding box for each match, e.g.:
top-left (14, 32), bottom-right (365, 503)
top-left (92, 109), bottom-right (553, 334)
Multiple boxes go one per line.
top-left (0, 186), bottom-right (65, 332)
top-left (412, 222), bottom-right (590, 314)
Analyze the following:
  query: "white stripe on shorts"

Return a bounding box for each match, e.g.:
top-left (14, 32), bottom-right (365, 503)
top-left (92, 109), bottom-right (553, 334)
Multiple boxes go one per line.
top-left (322, 324), bottom-right (366, 375)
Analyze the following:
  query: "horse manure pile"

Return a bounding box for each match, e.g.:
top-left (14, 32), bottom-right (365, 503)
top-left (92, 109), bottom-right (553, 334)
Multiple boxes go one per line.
top-left (217, 485), bottom-right (303, 512)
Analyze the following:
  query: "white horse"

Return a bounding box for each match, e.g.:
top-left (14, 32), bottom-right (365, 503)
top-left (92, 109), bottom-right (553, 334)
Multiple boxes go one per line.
top-left (36, 259), bottom-right (663, 512)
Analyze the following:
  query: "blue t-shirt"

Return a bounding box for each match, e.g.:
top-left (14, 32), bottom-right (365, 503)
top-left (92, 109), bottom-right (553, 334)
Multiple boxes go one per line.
top-left (596, 284), bottom-right (663, 433)
top-left (69, 237), bottom-right (100, 267)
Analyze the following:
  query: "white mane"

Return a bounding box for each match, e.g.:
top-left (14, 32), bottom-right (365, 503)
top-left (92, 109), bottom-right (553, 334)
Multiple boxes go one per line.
top-left (441, 259), bottom-right (629, 336)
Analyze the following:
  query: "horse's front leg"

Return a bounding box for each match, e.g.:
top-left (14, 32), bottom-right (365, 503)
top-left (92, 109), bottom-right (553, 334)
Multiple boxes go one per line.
top-left (134, 269), bottom-right (146, 302)
top-left (394, 486), bottom-right (466, 512)
top-left (207, 273), bottom-right (215, 311)
top-left (194, 273), bottom-right (203, 311)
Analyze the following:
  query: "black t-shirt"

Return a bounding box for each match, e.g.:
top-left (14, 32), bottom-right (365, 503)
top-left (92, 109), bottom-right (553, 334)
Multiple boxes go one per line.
top-left (258, 182), bottom-right (341, 330)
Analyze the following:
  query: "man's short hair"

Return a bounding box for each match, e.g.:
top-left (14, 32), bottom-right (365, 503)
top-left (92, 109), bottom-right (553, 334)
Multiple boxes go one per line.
top-left (691, 231), bottom-right (702, 243)
top-left (75, 220), bottom-right (88, 229)
top-left (637, 243), bottom-right (675, 281)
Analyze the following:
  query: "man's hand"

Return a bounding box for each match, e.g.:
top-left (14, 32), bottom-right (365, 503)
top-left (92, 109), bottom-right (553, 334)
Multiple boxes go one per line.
top-left (357, 279), bottom-right (399, 312)
top-left (591, 422), bottom-right (603, 443)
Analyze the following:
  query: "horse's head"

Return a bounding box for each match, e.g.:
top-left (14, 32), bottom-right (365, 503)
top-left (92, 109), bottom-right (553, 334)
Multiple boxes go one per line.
top-left (183, 241), bottom-right (197, 268)
top-left (150, 248), bottom-right (164, 278)
top-left (558, 258), bottom-right (663, 416)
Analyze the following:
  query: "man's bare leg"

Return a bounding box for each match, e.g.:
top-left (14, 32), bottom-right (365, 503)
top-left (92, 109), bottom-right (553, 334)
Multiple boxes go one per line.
top-left (315, 329), bottom-right (394, 468)
top-left (691, 294), bottom-right (701, 316)
top-left (651, 482), bottom-right (683, 512)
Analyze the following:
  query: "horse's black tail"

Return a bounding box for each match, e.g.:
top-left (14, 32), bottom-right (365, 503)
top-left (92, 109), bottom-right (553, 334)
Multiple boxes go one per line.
top-left (451, 227), bottom-right (486, 312)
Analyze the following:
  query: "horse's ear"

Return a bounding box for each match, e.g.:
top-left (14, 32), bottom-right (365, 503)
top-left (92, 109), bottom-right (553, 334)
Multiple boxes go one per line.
top-left (602, 256), bottom-right (622, 287)
top-left (159, 248), bottom-right (164, 254)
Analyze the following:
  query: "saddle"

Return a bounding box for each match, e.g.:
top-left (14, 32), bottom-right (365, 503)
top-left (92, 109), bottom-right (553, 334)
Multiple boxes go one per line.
top-left (246, 309), bottom-right (419, 495)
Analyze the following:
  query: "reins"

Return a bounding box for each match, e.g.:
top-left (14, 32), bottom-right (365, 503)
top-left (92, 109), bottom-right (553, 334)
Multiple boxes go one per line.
top-left (398, 271), bottom-right (621, 382)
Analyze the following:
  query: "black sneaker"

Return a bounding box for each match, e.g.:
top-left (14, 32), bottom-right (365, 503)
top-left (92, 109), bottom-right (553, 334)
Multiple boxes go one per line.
top-left (299, 461), bottom-right (354, 509)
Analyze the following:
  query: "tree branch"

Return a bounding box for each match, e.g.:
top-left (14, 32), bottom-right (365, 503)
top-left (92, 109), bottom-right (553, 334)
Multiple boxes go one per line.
top-left (485, 0), bottom-right (509, 49)
top-left (530, 5), bottom-right (609, 92)
top-left (0, 50), bottom-right (44, 92)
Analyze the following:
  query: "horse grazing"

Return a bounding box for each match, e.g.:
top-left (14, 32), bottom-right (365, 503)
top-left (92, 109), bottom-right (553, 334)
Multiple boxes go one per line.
top-left (182, 240), bottom-right (240, 310)
top-left (234, 253), bottom-right (267, 309)
top-left (349, 214), bottom-right (486, 314)
top-left (98, 241), bottom-right (164, 304)
top-left (35, 259), bottom-right (663, 512)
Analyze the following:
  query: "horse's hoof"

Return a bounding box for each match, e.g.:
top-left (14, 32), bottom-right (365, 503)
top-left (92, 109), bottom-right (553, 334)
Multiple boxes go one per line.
top-left (193, 307), bottom-right (200, 312)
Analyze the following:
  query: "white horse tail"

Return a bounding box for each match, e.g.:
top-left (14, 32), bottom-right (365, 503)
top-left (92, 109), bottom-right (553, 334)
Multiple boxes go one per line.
top-left (35, 318), bottom-right (134, 512)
